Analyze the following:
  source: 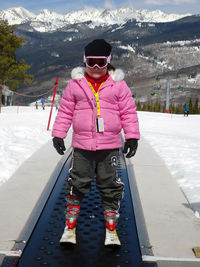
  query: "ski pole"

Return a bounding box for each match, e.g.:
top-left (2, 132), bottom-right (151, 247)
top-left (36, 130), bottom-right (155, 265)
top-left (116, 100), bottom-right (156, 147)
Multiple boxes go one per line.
top-left (47, 76), bottom-right (59, 131)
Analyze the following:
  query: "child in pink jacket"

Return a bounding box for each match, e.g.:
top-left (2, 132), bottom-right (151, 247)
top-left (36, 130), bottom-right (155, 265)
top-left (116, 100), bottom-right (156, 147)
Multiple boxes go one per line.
top-left (52, 39), bottom-right (140, 245)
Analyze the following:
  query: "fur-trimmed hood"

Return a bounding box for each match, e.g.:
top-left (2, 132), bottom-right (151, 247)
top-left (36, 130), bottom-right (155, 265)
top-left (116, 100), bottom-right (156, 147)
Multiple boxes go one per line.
top-left (71, 67), bottom-right (125, 82)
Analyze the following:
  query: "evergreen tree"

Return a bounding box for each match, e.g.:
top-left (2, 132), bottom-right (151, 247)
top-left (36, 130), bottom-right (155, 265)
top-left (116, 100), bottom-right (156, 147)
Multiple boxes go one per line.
top-left (136, 101), bottom-right (141, 111)
top-left (0, 19), bottom-right (34, 111)
top-left (175, 104), bottom-right (180, 114)
top-left (189, 98), bottom-right (193, 114)
top-left (155, 101), bottom-right (161, 112)
top-left (170, 103), bottom-right (175, 114)
top-left (193, 98), bottom-right (199, 114)
top-left (143, 102), bottom-right (147, 111)
top-left (147, 101), bottom-right (152, 111)
top-left (162, 101), bottom-right (165, 113)
top-left (175, 104), bottom-right (184, 114)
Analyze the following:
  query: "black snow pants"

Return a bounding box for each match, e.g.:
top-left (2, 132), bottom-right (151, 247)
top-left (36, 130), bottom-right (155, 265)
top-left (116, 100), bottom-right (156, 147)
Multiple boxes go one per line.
top-left (67, 148), bottom-right (124, 211)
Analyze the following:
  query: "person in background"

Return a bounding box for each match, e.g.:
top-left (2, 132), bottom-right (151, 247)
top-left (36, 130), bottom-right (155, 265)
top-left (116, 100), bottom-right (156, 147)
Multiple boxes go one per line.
top-left (184, 103), bottom-right (189, 116)
top-left (41, 97), bottom-right (45, 110)
top-left (52, 39), bottom-right (140, 245)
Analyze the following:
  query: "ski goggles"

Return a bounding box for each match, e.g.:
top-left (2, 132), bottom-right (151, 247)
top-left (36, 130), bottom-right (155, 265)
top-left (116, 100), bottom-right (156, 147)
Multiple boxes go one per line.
top-left (84, 54), bottom-right (111, 69)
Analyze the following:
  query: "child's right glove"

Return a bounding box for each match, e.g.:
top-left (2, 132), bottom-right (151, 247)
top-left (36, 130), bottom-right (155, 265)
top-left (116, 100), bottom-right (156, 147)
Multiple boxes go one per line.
top-left (123, 138), bottom-right (138, 158)
top-left (52, 137), bottom-right (66, 155)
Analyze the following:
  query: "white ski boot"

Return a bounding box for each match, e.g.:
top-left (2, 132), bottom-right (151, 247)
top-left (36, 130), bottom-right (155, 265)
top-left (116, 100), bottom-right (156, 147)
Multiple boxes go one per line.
top-left (60, 221), bottom-right (76, 244)
top-left (104, 210), bottom-right (121, 246)
top-left (60, 204), bottom-right (80, 245)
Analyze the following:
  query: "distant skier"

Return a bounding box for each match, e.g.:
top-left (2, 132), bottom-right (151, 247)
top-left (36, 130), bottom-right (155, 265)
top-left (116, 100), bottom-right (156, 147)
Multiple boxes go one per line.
top-left (184, 103), bottom-right (189, 117)
top-left (35, 101), bottom-right (38, 109)
top-left (41, 98), bottom-right (45, 110)
top-left (52, 39), bottom-right (140, 246)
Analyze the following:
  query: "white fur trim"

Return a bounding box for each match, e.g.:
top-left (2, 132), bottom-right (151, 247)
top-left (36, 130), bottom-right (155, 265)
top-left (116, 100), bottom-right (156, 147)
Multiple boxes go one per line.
top-left (71, 67), bottom-right (85, 79)
top-left (109, 68), bottom-right (125, 82)
top-left (71, 67), bottom-right (125, 82)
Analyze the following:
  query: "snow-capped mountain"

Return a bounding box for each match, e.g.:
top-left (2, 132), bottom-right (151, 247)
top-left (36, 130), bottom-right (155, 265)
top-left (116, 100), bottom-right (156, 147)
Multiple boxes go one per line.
top-left (0, 7), bottom-right (35, 25)
top-left (0, 6), bottom-right (191, 32)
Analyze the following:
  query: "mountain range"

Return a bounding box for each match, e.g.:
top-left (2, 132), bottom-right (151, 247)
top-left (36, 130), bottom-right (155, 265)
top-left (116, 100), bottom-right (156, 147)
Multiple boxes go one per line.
top-left (0, 7), bottom-right (191, 32)
top-left (1, 7), bottom-right (200, 106)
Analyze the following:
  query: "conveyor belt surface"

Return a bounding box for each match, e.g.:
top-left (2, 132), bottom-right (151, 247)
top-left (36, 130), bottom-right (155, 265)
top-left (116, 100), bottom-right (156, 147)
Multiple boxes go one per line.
top-left (2, 150), bottom-right (156, 267)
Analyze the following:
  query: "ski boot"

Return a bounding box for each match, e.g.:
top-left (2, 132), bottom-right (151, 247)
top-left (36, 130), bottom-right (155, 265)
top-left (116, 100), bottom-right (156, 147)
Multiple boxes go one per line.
top-left (104, 209), bottom-right (121, 246)
top-left (60, 195), bottom-right (81, 245)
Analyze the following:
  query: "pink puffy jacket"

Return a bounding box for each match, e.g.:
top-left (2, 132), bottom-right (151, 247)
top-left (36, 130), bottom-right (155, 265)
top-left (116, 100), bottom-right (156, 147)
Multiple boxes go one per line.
top-left (52, 67), bottom-right (140, 151)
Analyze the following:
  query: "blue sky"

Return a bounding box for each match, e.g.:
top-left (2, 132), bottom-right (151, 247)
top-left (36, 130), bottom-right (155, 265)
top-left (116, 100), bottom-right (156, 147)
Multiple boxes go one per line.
top-left (0, 0), bottom-right (199, 15)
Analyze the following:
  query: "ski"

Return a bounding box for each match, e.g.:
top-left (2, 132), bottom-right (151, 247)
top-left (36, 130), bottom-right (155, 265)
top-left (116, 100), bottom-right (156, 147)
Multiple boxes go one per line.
top-left (104, 228), bottom-right (121, 247)
top-left (60, 225), bottom-right (76, 245)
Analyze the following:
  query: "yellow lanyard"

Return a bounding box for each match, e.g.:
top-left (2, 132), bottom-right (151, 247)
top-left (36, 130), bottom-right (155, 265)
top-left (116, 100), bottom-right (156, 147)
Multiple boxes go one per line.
top-left (88, 81), bottom-right (104, 117)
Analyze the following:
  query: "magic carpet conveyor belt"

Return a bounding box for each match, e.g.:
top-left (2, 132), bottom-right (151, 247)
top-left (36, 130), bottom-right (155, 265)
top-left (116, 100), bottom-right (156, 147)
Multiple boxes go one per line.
top-left (2, 149), bottom-right (156, 267)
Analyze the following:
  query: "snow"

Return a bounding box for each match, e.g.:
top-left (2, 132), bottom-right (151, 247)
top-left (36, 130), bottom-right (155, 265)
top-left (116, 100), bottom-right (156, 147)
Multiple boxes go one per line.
top-left (0, 7), bottom-right (191, 32)
top-left (138, 112), bottom-right (200, 206)
top-left (0, 7), bottom-right (35, 25)
top-left (165, 39), bottom-right (200, 47)
top-left (0, 106), bottom-right (54, 185)
top-left (119, 45), bottom-right (136, 53)
top-left (0, 106), bottom-right (200, 217)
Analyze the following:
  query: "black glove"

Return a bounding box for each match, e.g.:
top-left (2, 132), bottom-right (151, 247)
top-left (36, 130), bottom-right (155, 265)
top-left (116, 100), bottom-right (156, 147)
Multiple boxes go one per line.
top-left (52, 137), bottom-right (66, 155)
top-left (123, 138), bottom-right (138, 158)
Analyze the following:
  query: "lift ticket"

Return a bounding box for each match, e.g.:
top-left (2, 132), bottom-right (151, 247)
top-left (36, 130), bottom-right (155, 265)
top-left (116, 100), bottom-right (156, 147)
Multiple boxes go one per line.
top-left (96, 117), bottom-right (104, 132)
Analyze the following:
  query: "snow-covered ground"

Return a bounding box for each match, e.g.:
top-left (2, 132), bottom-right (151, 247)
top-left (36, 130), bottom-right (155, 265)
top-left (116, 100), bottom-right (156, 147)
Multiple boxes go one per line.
top-left (138, 112), bottom-right (200, 209)
top-left (0, 106), bottom-right (54, 185)
top-left (0, 106), bottom-right (200, 216)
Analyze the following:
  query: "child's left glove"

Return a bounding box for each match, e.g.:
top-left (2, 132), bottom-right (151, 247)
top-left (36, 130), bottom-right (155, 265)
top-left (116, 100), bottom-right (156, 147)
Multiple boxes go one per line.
top-left (123, 139), bottom-right (138, 158)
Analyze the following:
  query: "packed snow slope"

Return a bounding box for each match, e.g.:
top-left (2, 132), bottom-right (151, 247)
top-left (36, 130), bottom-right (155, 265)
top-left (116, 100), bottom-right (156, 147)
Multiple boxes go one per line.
top-left (0, 106), bottom-right (200, 217)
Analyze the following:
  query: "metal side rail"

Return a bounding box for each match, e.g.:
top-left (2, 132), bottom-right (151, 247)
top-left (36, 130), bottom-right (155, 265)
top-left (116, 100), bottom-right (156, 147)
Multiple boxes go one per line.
top-left (2, 149), bottom-right (157, 267)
